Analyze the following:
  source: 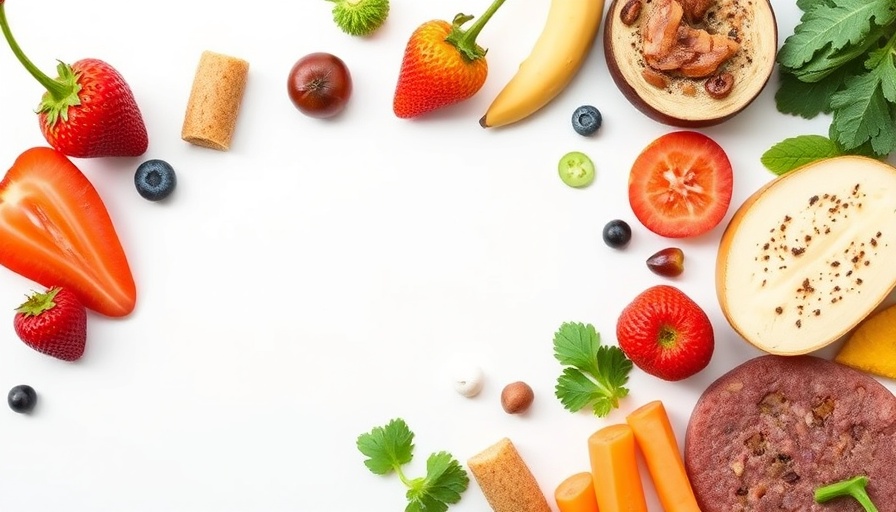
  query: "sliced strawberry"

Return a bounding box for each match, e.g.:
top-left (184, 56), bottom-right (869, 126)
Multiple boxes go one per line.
top-left (628, 131), bottom-right (733, 238)
top-left (0, 147), bottom-right (136, 317)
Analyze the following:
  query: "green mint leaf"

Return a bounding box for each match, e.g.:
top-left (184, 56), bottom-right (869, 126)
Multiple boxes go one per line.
top-left (761, 135), bottom-right (842, 175)
top-left (555, 367), bottom-right (601, 413)
top-left (357, 418), bottom-right (415, 475)
top-left (778, 0), bottom-right (896, 70)
top-left (553, 322), bottom-right (601, 376)
top-left (830, 58), bottom-right (896, 155)
top-left (405, 452), bottom-right (469, 512)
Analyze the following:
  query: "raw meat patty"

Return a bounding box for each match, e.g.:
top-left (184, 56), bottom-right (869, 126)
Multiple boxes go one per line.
top-left (684, 355), bottom-right (896, 511)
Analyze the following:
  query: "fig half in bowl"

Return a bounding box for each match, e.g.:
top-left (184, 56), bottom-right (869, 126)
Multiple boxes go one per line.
top-left (604, 0), bottom-right (777, 127)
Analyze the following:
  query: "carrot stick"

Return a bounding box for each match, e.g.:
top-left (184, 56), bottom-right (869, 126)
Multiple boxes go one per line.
top-left (626, 400), bottom-right (700, 512)
top-left (554, 472), bottom-right (599, 512)
top-left (588, 423), bottom-right (647, 512)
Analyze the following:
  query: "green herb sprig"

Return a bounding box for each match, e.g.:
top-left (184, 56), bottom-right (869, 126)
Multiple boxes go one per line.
top-left (357, 418), bottom-right (469, 512)
top-left (553, 322), bottom-right (633, 418)
top-left (815, 475), bottom-right (879, 512)
top-left (764, 0), bottom-right (896, 173)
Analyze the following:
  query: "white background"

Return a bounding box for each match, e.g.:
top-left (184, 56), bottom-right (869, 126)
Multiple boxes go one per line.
top-left (0, 0), bottom-right (891, 511)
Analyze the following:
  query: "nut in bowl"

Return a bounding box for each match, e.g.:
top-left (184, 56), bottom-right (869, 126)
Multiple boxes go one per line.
top-left (603, 0), bottom-right (777, 127)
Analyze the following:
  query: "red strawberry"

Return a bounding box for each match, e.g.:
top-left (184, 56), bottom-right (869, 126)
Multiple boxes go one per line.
top-left (615, 285), bottom-right (714, 381)
top-left (628, 131), bottom-right (733, 238)
top-left (0, 147), bottom-right (137, 317)
top-left (14, 287), bottom-right (87, 362)
top-left (0, 2), bottom-right (148, 158)
top-left (393, 0), bottom-right (506, 118)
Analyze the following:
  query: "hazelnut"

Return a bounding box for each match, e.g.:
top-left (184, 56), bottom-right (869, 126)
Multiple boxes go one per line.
top-left (619, 0), bottom-right (642, 26)
top-left (705, 73), bottom-right (735, 99)
top-left (501, 381), bottom-right (534, 414)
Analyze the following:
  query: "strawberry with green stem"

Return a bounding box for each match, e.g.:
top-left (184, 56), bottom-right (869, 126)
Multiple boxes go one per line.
top-left (393, 0), bottom-right (507, 118)
top-left (14, 287), bottom-right (88, 362)
top-left (0, 0), bottom-right (148, 158)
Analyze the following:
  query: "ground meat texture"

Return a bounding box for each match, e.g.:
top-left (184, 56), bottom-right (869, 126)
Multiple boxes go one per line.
top-left (684, 355), bottom-right (896, 511)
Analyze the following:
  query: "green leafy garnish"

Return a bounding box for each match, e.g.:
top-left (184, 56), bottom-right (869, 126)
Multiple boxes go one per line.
top-left (769, 0), bottom-right (896, 160)
top-left (357, 418), bottom-right (469, 512)
top-left (553, 322), bottom-right (632, 417)
top-left (760, 135), bottom-right (843, 175)
top-left (815, 475), bottom-right (879, 512)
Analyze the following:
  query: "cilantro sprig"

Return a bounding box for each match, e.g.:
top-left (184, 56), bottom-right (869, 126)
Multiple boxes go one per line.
top-left (765, 0), bottom-right (896, 173)
top-left (357, 418), bottom-right (469, 512)
top-left (553, 322), bottom-right (632, 417)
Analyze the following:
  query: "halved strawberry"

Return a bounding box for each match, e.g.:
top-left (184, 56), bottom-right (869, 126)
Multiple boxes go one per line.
top-left (0, 147), bottom-right (136, 317)
top-left (628, 131), bottom-right (733, 238)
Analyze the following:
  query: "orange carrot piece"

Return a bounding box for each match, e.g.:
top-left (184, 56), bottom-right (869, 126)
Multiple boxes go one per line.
top-left (626, 400), bottom-right (700, 512)
top-left (554, 472), bottom-right (599, 512)
top-left (588, 423), bottom-right (647, 512)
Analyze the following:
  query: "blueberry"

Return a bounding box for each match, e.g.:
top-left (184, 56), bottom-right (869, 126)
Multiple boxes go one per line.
top-left (135, 159), bottom-right (177, 201)
top-left (8, 384), bottom-right (37, 414)
top-left (602, 219), bottom-right (632, 249)
top-left (571, 105), bottom-right (602, 136)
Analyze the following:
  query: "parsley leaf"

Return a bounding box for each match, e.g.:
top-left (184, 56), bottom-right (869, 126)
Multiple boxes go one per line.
top-left (358, 419), bottom-right (469, 512)
top-left (775, 70), bottom-right (840, 118)
top-left (829, 56), bottom-right (896, 154)
top-left (357, 418), bottom-right (415, 475)
top-left (405, 452), bottom-right (469, 512)
top-left (761, 135), bottom-right (843, 175)
top-left (769, 0), bottom-right (896, 160)
top-left (777, 0), bottom-right (896, 70)
top-left (553, 322), bottom-right (632, 418)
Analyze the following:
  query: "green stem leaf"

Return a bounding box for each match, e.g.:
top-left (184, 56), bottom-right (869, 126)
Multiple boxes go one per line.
top-left (0, 2), bottom-right (73, 101)
top-left (815, 475), bottom-right (879, 512)
top-left (444, 0), bottom-right (507, 61)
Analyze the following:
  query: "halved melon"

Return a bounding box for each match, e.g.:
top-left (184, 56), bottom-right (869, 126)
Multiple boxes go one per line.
top-left (716, 156), bottom-right (896, 355)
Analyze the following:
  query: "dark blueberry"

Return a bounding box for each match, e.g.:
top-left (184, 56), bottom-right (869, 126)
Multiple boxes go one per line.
top-left (135, 159), bottom-right (177, 201)
top-left (602, 219), bottom-right (632, 249)
top-left (8, 384), bottom-right (37, 414)
top-left (571, 105), bottom-right (602, 136)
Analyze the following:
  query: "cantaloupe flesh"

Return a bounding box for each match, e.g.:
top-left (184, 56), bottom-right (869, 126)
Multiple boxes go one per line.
top-left (835, 302), bottom-right (896, 379)
top-left (717, 156), bottom-right (896, 355)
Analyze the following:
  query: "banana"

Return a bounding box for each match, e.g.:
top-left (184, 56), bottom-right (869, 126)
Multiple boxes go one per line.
top-left (479, 0), bottom-right (605, 128)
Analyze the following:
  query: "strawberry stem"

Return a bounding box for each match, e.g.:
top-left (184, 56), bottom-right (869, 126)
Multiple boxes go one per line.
top-left (16, 287), bottom-right (61, 317)
top-left (444, 0), bottom-right (507, 62)
top-left (0, 2), bottom-right (81, 122)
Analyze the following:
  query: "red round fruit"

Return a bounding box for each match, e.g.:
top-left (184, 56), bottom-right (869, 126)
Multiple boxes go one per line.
top-left (616, 285), bottom-right (714, 381)
top-left (628, 131), bottom-right (733, 238)
top-left (287, 52), bottom-right (353, 118)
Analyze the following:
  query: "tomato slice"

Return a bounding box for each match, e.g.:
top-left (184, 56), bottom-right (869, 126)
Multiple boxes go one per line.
top-left (628, 131), bottom-right (733, 238)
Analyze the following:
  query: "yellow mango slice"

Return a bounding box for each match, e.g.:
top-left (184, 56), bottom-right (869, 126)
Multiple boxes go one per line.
top-left (835, 303), bottom-right (896, 380)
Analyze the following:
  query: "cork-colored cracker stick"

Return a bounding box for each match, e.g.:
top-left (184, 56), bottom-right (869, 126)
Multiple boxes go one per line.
top-left (181, 51), bottom-right (249, 151)
top-left (467, 438), bottom-right (552, 512)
